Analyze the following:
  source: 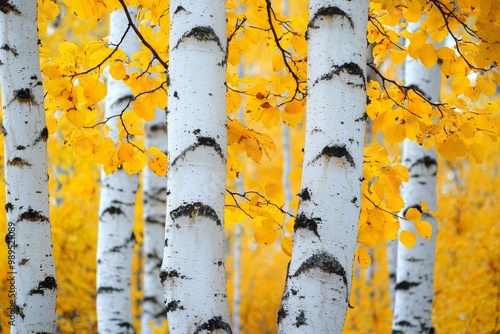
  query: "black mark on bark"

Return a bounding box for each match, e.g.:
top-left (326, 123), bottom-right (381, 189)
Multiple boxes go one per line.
top-left (193, 316), bottom-right (233, 334)
top-left (1, 44), bottom-right (18, 56)
top-left (410, 155), bottom-right (437, 170)
top-left (7, 157), bottom-right (32, 168)
top-left (102, 206), bottom-right (123, 216)
top-left (314, 62), bottom-right (365, 88)
top-left (309, 6), bottom-right (354, 30)
top-left (14, 88), bottom-right (34, 103)
top-left (5, 202), bottom-right (13, 212)
top-left (34, 127), bottom-right (49, 143)
top-left (174, 26), bottom-right (224, 52)
top-left (166, 300), bottom-right (185, 312)
top-left (29, 276), bottom-right (57, 295)
top-left (295, 310), bottom-right (307, 327)
top-left (170, 202), bottom-right (221, 226)
top-left (20, 209), bottom-right (48, 222)
top-left (298, 188), bottom-right (311, 201)
top-left (174, 6), bottom-right (186, 14)
top-left (97, 286), bottom-right (124, 294)
top-left (0, 1), bottom-right (21, 14)
top-left (277, 305), bottom-right (288, 323)
top-left (171, 136), bottom-right (224, 166)
top-left (395, 280), bottom-right (421, 291)
top-left (118, 322), bottom-right (134, 330)
top-left (292, 251), bottom-right (349, 301)
top-left (355, 112), bottom-right (368, 122)
top-left (294, 213), bottom-right (321, 239)
top-left (312, 144), bottom-right (355, 167)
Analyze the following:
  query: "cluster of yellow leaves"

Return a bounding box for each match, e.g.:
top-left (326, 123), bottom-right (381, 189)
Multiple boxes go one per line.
top-left (399, 203), bottom-right (433, 248)
top-left (358, 143), bottom-right (408, 250)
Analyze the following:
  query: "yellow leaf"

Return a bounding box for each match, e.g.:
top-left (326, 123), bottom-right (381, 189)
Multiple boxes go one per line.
top-left (476, 75), bottom-right (496, 97)
top-left (405, 207), bottom-right (422, 222)
top-left (400, 230), bottom-right (417, 248)
top-left (451, 73), bottom-right (470, 95)
top-left (420, 200), bottom-right (429, 211)
top-left (93, 137), bottom-right (116, 165)
top-left (286, 218), bottom-right (295, 234)
top-left (386, 194), bottom-right (405, 212)
top-left (132, 96), bottom-right (156, 122)
top-left (418, 44), bottom-right (438, 68)
top-left (265, 182), bottom-right (281, 198)
top-left (66, 109), bottom-right (86, 128)
top-left (383, 219), bottom-right (400, 240)
top-left (73, 134), bottom-right (95, 156)
top-left (356, 247), bottom-right (371, 269)
top-left (272, 53), bottom-right (284, 72)
top-left (390, 49), bottom-right (407, 66)
top-left (227, 89), bottom-right (242, 115)
top-left (415, 221), bottom-right (432, 239)
top-left (254, 226), bottom-right (277, 245)
top-left (81, 78), bottom-right (107, 105)
top-left (40, 0), bottom-right (60, 21)
top-left (240, 137), bottom-right (263, 163)
top-left (281, 236), bottom-right (293, 257)
top-left (147, 150), bottom-right (167, 176)
top-left (384, 123), bottom-right (406, 144)
top-left (109, 62), bottom-right (127, 80)
top-left (58, 41), bottom-right (79, 57)
top-left (123, 150), bottom-right (147, 175)
top-left (118, 142), bottom-right (135, 163)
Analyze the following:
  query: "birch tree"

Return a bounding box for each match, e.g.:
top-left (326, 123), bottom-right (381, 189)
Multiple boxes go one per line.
top-left (391, 25), bottom-right (441, 334)
top-left (96, 7), bottom-right (140, 333)
top-left (141, 108), bottom-right (168, 333)
top-left (278, 1), bottom-right (368, 332)
top-left (0, 1), bottom-right (57, 332)
top-left (159, 0), bottom-right (232, 332)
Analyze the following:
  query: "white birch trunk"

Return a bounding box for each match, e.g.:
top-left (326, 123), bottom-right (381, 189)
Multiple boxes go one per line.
top-left (278, 1), bottom-right (368, 333)
top-left (159, 1), bottom-right (232, 333)
top-left (96, 8), bottom-right (139, 334)
top-left (391, 37), bottom-right (440, 334)
top-left (0, 1), bottom-right (57, 332)
top-left (141, 108), bottom-right (168, 333)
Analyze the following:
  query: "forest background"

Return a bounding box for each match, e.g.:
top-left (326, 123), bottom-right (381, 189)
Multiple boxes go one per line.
top-left (0, 0), bottom-right (499, 333)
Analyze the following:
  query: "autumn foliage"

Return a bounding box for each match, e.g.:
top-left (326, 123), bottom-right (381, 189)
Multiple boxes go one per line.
top-left (0, 0), bottom-right (499, 332)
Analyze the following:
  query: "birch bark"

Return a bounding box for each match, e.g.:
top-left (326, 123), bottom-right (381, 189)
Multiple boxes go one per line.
top-left (0, 1), bottom-right (57, 332)
top-left (278, 1), bottom-right (368, 333)
top-left (96, 7), bottom-right (140, 334)
top-left (391, 30), bottom-right (441, 334)
top-left (141, 108), bottom-right (168, 333)
top-left (159, 1), bottom-right (232, 333)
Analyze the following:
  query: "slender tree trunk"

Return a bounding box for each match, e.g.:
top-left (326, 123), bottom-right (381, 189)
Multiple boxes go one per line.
top-left (141, 108), bottom-right (168, 333)
top-left (278, 1), bottom-right (368, 333)
top-left (160, 1), bottom-right (232, 333)
top-left (391, 31), bottom-right (441, 334)
top-left (96, 8), bottom-right (139, 334)
top-left (0, 1), bottom-right (57, 332)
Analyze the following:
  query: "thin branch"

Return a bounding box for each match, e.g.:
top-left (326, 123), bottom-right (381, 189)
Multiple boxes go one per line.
top-left (117, 0), bottom-right (169, 72)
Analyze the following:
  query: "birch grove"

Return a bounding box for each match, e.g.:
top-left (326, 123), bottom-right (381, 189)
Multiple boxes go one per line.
top-left (0, 1), bottom-right (57, 332)
top-left (96, 7), bottom-right (140, 333)
top-left (278, 1), bottom-right (369, 332)
top-left (0, 0), bottom-right (499, 333)
top-left (159, 0), bottom-right (232, 332)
